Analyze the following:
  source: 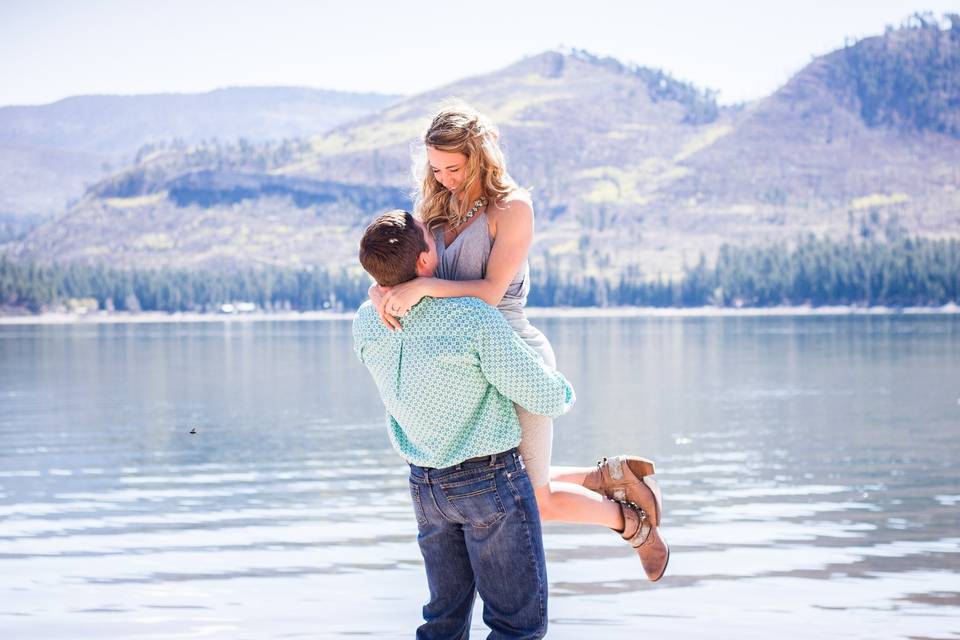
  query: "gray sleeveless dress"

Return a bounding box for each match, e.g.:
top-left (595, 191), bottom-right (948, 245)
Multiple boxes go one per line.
top-left (434, 209), bottom-right (556, 487)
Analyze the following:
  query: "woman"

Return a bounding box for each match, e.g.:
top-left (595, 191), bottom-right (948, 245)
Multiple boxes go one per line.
top-left (370, 103), bottom-right (669, 580)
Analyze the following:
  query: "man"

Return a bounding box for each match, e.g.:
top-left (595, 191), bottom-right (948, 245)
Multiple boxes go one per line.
top-left (353, 209), bottom-right (574, 639)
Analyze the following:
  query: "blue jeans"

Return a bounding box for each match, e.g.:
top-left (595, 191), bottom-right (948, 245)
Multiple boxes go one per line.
top-left (408, 448), bottom-right (548, 640)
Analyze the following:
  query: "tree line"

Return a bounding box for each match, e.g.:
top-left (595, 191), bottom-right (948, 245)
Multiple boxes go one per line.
top-left (1, 233), bottom-right (958, 313)
top-left (530, 233), bottom-right (959, 308)
top-left (0, 260), bottom-right (368, 314)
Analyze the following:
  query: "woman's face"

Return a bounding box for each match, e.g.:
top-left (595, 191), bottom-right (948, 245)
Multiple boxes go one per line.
top-left (426, 146), bottom-right (467, 194)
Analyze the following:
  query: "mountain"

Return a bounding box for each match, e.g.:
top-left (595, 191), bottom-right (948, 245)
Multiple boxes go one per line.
top-left (7, 16), bottom-right (960, 279)
top-left (6, 48), bottom-right (728, 271)
top-left (664, 16), bottom-right (960, 263)
top-left (0, 87), bottom-right (402, 224)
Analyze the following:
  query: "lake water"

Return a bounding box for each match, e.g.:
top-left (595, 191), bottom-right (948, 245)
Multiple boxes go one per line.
top-left (1, 314), bottom-right (958, 639)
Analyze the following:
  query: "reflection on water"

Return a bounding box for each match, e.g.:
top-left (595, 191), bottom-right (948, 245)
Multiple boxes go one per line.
top-left (1, 315), bottom-right (958, 639)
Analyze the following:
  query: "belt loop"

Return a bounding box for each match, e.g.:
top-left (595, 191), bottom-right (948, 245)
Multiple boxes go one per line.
top-left (488, 454), bottom-right (496, 467)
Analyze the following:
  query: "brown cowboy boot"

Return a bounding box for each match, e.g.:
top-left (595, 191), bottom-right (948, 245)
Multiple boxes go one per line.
top-left (618, 500), bottom-right (670, 581)
top-left (583, 455), bottom-right (662, 526)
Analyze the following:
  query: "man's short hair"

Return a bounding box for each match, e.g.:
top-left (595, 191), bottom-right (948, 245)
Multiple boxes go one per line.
top-left (359, 209), bottom-right (429, 287)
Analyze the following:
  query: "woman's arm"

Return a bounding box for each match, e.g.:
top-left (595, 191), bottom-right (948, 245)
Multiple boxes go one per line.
top-left (382, 199), bottom-right (534, 314)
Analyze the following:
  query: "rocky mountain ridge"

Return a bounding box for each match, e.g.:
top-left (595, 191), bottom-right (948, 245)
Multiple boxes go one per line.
top-left (0, 87), bottom-right (401, 224)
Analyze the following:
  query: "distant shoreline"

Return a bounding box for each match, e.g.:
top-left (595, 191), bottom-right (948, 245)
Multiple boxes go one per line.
top-left (1, 303), bottom-right (958, 325)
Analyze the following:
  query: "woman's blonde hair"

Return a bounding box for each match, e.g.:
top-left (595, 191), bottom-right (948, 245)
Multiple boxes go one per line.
top-left (414, 101), bottom-right (529, 230)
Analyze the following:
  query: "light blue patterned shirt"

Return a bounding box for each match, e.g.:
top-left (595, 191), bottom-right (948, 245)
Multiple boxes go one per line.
top-left (353, 296), bottom-right (575, 468)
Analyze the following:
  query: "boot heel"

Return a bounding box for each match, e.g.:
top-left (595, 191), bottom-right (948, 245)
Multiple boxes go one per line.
top-left (625, 456), bottom-right (656, 478)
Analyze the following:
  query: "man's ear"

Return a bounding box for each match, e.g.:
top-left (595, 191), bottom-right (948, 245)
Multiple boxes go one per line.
top-left (415, 251), bottom-right (429, 274)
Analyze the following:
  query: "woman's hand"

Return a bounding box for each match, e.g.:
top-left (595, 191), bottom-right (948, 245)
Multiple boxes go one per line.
top-left (368, 283), bottom-right (402, 331)
top-left (381, 278), bottom-right (430, 322)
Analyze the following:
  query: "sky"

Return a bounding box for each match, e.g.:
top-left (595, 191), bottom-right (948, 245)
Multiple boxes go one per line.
top-left (1, 0), bottom-right (957, 107)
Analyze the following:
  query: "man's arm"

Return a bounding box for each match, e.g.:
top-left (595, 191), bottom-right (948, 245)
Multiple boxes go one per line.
top-left (352, 302), bottom-right (377, 364)
top-left (474, 308), bottom-right (575, 418)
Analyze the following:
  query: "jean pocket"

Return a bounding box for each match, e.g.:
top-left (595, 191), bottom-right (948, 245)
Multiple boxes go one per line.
top-left (440, 472), bottom-right (507, 528)
top-left (409, 482), bottom-right (428, 527)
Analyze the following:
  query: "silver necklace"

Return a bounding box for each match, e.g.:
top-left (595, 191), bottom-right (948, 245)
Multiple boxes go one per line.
top-left (451, 196), bottom-right (487, 229)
